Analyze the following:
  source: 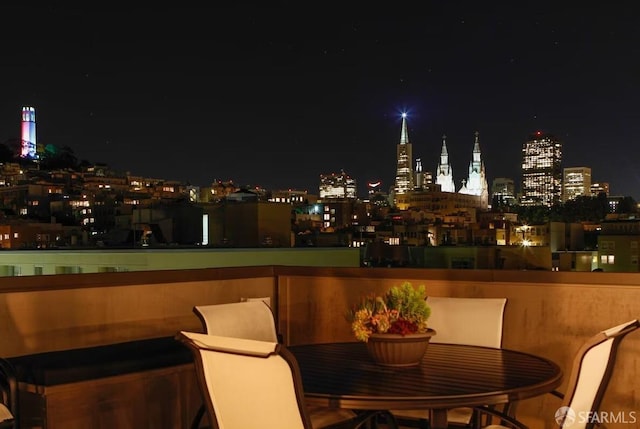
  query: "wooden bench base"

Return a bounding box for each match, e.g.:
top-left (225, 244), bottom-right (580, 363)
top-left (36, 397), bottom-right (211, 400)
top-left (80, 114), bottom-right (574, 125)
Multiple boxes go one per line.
top-left (17, 364), bottom-right (202, 429)
top-left (7, 337), bottom-right (203, 429)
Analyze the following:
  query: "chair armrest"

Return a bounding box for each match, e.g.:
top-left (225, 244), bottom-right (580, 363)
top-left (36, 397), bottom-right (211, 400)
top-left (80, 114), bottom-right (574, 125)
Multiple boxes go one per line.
top-left (549, 390), bottom-right (564, 400)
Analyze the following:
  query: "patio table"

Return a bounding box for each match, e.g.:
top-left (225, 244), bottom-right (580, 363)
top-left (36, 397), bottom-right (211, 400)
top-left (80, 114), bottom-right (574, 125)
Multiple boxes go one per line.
top-left (289, 341), bottom-right (563, 429)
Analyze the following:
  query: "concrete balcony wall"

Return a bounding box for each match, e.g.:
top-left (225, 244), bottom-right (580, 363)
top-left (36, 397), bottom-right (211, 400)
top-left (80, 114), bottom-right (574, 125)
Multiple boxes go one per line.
top-left (0, 267), bottom-right (277, 357)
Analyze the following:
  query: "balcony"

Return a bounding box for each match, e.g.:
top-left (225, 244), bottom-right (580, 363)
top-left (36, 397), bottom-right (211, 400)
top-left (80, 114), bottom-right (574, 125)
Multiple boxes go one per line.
top-left (0, 266), bottom-right (638, 429)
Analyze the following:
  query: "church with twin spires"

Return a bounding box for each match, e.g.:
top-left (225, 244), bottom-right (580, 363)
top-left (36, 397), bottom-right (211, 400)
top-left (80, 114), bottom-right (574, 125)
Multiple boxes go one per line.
top-left (393, 114), bottom-right (489, 211)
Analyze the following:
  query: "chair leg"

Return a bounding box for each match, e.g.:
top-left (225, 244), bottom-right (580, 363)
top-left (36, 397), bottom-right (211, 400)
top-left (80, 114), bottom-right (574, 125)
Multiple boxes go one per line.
top-left (190, 404), bottom-right (205, 429)
top-left (377, 411), bottom-right (402, 429)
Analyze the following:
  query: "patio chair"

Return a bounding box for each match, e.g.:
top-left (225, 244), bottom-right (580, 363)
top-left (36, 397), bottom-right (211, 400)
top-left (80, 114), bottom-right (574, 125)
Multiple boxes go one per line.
top-left (0, 358), bottom-right (18, 429)
top-left (189, 301), bottom-right (363, 429)
top-left (177, 332), bottom-right (375, 429)
top-left (193, 300), bottom-right (280, 343)
top-left (389, 296), bottom-right (507, 429)
top-left (477, 318), bottom-right (640, 429)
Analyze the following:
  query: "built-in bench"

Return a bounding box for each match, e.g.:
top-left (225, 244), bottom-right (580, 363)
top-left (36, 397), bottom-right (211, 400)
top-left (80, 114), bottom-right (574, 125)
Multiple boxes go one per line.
top-left (7, 337), bottom-right (202, 429)
top-left (8, 337), bottom-right (193, 387)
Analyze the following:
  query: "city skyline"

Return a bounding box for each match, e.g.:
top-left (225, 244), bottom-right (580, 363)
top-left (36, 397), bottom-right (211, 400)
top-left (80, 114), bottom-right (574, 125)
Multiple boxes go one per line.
top-left (2, 106), bottom-right (625, 201)
top-left (1, 3), bottom-right (639, 200)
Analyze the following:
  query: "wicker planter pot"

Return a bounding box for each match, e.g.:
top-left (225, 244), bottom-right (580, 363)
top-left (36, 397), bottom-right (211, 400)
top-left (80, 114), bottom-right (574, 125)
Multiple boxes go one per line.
top-left (366, 329), bottom-right (437, 367)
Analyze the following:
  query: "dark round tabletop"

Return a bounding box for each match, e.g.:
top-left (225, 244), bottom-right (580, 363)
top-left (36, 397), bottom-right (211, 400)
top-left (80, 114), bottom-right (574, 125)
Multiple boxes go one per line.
top-left (288, 341), bottom-right (563, 411)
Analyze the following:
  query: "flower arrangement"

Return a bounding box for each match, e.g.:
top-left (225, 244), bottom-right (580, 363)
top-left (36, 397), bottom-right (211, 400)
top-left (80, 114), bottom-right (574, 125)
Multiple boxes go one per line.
top-left (348, 282), bottom-right (431, 342)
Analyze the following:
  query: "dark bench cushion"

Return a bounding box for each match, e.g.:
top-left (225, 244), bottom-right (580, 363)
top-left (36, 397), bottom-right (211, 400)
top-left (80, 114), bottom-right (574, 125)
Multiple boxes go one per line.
top-left (7, 336), bottom-right (193, 386)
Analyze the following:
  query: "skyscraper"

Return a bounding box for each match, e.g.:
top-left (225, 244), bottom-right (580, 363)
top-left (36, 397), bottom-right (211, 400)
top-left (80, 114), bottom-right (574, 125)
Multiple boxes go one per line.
top-left (491, 177), bottom-right (517, 207)
top-left (393, 113), bottom-right (414, 200)
top-left (414, 158), bottom-right (423, 189)
top-left (21, 106), bottom-right (37, 160)
top-left (590, 182), bottom-right (610, 197)
top-left (520, 131), bottom-right (563, 207)
top-left (435, 134), bottom-right (455, 193)
top-left (563, 167), bottom-right (592, 202)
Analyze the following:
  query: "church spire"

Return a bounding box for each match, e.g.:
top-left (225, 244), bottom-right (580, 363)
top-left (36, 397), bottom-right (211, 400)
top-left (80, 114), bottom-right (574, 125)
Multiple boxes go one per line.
top-left (436, 134), bottom-right (455, 193)
top-left (439, 134), bottom-right (449, 165)
top-left (459, 131), bottom-right (489, 208)
top-left (473, 130), bottom-right (481, 163)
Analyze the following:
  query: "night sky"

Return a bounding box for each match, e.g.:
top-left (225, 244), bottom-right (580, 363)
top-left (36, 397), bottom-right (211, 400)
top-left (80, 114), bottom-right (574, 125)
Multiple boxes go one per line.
top-left (1, 3), bottom-right (639, 200)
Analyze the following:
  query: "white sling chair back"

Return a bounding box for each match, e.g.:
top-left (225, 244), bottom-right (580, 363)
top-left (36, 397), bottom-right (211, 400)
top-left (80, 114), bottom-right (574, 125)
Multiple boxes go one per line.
top-left (190, 301), bottom-right (360, 429)
top-left (480, 319), bottom-right (640, 429)
top-left (193, 300), bottom-right (279, 342)
top-left (554, 319), bottom-right (640, 429)
top-left (391, 296), bottom-right (507, 429)
top-left (177, 331), bottom-right (312, 429)
top-left (427, 296), bottom-right (507, 348)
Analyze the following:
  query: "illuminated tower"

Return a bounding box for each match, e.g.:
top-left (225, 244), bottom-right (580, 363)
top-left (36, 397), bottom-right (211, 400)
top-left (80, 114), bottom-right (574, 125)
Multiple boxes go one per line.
top-left (520, 131), bottom-right (563, 207)
top-left (21, 106), bottom-right (37, 160)
top-left (459, 131), bottom-right (488, 207)
top-left (435, 135), bottom-right (455, 193)
top-left (393, 113), bottom-right (414, 199)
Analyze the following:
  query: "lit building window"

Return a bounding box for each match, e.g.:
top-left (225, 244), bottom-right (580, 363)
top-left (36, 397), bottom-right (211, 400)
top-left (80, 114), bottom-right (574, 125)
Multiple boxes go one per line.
top-left (319, 170), bottom-right (357, 199)
top-left (600, 255), bottom-right (615, 264)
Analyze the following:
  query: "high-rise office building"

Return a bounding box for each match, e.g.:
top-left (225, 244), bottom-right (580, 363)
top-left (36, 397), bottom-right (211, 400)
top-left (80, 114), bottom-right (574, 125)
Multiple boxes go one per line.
top-left (414, 158), bottom-right (434, 191)
top-left (563, 167), bottom-right (592, 202)
top-left (520, 131), bottom-right (562, 207)
top-left (590, 182), bottom-right (610, 197)
top-left (414, 158), bottom-right (423, 189)
top-left (319, 170), bottom-right (356, 199)
top-left (435, 134), bottom-right (455, 193)
top-left (393, 113), bottom-right (414, 199)
top-left (491, 177), bottom-right (517, 207)
top-left (21, 106), bottom-right (37, 160)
